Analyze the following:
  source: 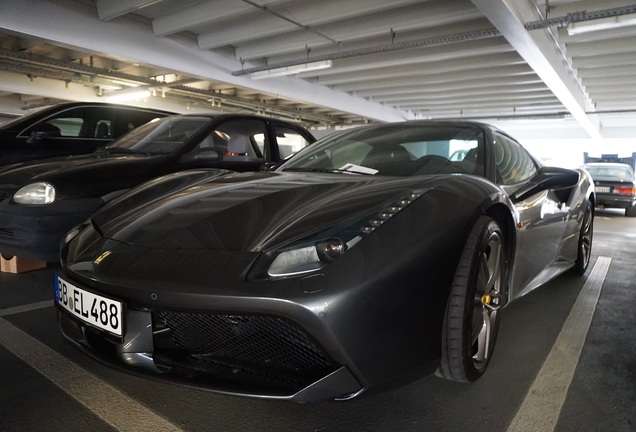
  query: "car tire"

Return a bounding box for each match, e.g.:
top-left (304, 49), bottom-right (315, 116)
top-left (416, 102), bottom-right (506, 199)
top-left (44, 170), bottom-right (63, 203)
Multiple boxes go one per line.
top-left (573, 201), bottom-right (594, 275)
top-left (625, 204), bottom-right (636, 217)
top-left (437, 215), bottom-right (505, 383)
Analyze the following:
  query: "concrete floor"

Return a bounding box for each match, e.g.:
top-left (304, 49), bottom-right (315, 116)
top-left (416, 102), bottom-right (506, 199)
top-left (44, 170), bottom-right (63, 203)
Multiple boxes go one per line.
top-left (0, 209), bottom-right (634, 432)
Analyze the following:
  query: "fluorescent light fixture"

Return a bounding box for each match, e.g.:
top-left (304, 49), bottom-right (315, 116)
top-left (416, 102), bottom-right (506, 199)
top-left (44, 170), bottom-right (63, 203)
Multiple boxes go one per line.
top-left (250, 60), bottom-right (333, 80)
top-left (105, 88), bottom-right (152, 102)
top-left (567, 14), bottom-right (636, 35)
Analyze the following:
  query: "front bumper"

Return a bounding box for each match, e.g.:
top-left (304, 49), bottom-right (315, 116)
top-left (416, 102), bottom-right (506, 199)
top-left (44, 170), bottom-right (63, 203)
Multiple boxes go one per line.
top-left (0, 198), bottom-right (103, 262)
top-left (595, 193), bottom-right (635, 209)
top-left (57, 303), bottom-right (364, 402)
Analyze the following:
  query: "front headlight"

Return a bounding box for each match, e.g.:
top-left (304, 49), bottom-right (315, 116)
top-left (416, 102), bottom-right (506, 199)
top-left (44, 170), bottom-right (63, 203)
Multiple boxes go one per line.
top-left (268, 238), bottom-right (347, 277)
top-left (252, 189), bottom-right (426, 280)
top-left (14, 182), bottom-right (56, 205)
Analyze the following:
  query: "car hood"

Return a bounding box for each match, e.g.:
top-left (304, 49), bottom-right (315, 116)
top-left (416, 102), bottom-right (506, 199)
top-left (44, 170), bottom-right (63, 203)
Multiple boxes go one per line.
top-left (0, 152), bottom-right (168, 194)
top-left (87, 171), bottom-right (448, 253)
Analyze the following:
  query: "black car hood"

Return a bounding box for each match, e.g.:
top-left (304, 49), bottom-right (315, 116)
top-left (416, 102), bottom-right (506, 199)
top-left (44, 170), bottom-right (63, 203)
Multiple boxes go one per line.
top-left (89, 171), bottom-right (444, 253)
top-left (0, 152), bottom-right (168, 195)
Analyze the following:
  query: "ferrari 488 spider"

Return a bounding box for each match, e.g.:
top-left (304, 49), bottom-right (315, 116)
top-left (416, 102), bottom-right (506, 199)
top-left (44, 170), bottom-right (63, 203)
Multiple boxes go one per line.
top-left (56, 120), bottom-right (594, 402)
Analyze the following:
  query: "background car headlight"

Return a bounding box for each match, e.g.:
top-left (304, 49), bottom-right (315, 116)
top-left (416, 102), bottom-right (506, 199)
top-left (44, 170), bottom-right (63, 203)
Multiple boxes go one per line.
top-left (14, 182), bottom-right (56, 205)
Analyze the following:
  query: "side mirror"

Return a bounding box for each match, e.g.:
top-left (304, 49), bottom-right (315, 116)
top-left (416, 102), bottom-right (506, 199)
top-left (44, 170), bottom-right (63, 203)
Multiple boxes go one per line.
top-left (511, 167), bottom-right (579, 203)
top-left (260, 162), bottom-right (280, 171)
top-left (26, 122), bottom-right (62, 144)
top-left (180, 149), bottom-right (222, 164)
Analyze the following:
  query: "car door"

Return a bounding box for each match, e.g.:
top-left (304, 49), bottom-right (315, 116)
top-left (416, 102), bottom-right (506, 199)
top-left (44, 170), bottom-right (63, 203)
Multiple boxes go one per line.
top-left (493, 132), bottom-right (571, 298)
top-left (178, 117), bottom-right (315, 172)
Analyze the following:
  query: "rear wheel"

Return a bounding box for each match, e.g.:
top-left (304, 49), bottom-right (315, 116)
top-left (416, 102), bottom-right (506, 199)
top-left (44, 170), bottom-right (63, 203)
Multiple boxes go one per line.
top-left (573, 201), bottom-right (594, 275)
top-left (625, 204), bottom-right (636, 217)
top-left (438, 216), bottom-right (505, 383)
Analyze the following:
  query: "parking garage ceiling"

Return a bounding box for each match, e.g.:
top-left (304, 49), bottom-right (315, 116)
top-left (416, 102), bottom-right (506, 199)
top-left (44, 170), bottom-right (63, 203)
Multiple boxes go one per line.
top-left (0, 0), bottom-right (635, 139)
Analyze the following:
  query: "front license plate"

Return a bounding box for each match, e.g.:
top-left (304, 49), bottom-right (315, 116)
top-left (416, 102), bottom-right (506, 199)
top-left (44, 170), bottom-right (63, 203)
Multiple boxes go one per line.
top-left (54, 274), bottom-right (124, 337)
top-left (595, 186), bottom-right (610, 193)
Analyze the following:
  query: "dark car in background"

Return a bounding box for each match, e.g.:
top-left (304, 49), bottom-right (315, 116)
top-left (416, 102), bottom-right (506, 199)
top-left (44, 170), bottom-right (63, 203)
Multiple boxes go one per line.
top-left (0, 102), bottom-right (173, 167)
top-left (55, 120), bottom-right (594, 402)
top-left (0, 114), bottom-right (315, 261)
top-left (583, 162), bottom-right (636, 216)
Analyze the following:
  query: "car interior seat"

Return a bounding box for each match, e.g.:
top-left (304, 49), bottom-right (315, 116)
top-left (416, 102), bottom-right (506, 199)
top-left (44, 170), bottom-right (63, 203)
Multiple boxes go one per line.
top-left (95, 123), bottom-right (110, 138)
top-left (361, 145), bottom-right (412, 168)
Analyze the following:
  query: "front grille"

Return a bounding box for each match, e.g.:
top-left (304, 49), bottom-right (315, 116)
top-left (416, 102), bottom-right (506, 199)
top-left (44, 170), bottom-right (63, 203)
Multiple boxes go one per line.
top-left (153, 311), bottom-right (338, 393)
top-left (0, 191), bottom-right (7, 203)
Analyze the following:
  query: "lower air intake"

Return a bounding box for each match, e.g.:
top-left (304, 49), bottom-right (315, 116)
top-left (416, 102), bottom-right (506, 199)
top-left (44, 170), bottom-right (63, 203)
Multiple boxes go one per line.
top-left (153, 311), bottom-right (338, 393)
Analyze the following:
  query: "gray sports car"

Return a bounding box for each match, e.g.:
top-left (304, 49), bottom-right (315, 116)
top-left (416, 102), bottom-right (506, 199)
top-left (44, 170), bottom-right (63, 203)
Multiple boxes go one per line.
top-left (56, 120), bottom-right (595, 402)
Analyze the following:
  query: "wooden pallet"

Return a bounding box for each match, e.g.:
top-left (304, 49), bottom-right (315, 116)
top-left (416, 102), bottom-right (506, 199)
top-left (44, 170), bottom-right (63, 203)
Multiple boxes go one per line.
top-left (0, 254), bottom-right (46, 274)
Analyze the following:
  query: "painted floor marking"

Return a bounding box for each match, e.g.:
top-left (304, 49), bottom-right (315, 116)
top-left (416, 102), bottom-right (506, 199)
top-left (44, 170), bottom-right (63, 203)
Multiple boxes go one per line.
top-left (507, 256), bottom-right (611, 432)
top-left (0, 300), bottom-right (52, 317)
top-left (0, 315), bottom-right (183, 431)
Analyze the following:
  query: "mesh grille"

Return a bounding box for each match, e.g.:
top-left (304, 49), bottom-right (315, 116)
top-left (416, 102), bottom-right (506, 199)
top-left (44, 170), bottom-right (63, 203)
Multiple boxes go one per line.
top-left (154, 311), bottom-right (337, 391)
top-left (0, 191), bottom-right (7, 203)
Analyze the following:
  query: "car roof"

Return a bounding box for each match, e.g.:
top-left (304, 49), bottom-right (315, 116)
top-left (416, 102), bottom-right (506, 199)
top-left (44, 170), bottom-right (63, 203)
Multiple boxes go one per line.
top-left (158, 112), bottom-right (314, 127)
top-left (29, 101), bottom-right (174, 114)
top-left (0, 101), bottom-right (174, 130)
top-left (373, 119), bottom-right (512, 138)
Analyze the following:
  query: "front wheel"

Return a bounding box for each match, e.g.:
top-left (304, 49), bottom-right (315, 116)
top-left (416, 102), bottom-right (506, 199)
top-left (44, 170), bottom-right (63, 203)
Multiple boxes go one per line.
top-left (437, 216), bottom-right (506, 383)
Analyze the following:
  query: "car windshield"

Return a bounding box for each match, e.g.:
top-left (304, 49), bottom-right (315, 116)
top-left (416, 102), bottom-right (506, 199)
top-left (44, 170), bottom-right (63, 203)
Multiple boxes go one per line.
top-left (280, 123), bottom-right (485, 177)
top-left (584, 164), bottom-right (634, 181)
top-left (103, 116), bottom-right (211, 154)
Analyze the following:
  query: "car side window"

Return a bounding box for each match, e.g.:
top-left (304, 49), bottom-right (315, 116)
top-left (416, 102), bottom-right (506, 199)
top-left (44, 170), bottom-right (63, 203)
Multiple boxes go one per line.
top-left (22, 106), bottom-right (117, 139)
top-left (204, 119), bottom-right (267, 162)
top-left (119, 110), bottom-right (166, 135)
top-left (272, 125), bottom-right (312, 159)
top-left (493, 132), bottom-right (537, 185)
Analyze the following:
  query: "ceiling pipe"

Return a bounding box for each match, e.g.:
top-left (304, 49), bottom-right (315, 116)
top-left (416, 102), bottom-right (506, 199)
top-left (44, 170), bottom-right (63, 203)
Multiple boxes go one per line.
top-left (232, 29), bottom-right (501, 76)
top-left (0, 47), bottom-right (338, 125)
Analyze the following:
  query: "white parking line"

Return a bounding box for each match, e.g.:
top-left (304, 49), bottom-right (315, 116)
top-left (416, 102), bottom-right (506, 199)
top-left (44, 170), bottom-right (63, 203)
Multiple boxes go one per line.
top-left (0, 300), bottom-right (52, 317)
top-left (507, 256), bottom-right (611, 432)
top-left (0, 316), bottom-right (183, 431)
